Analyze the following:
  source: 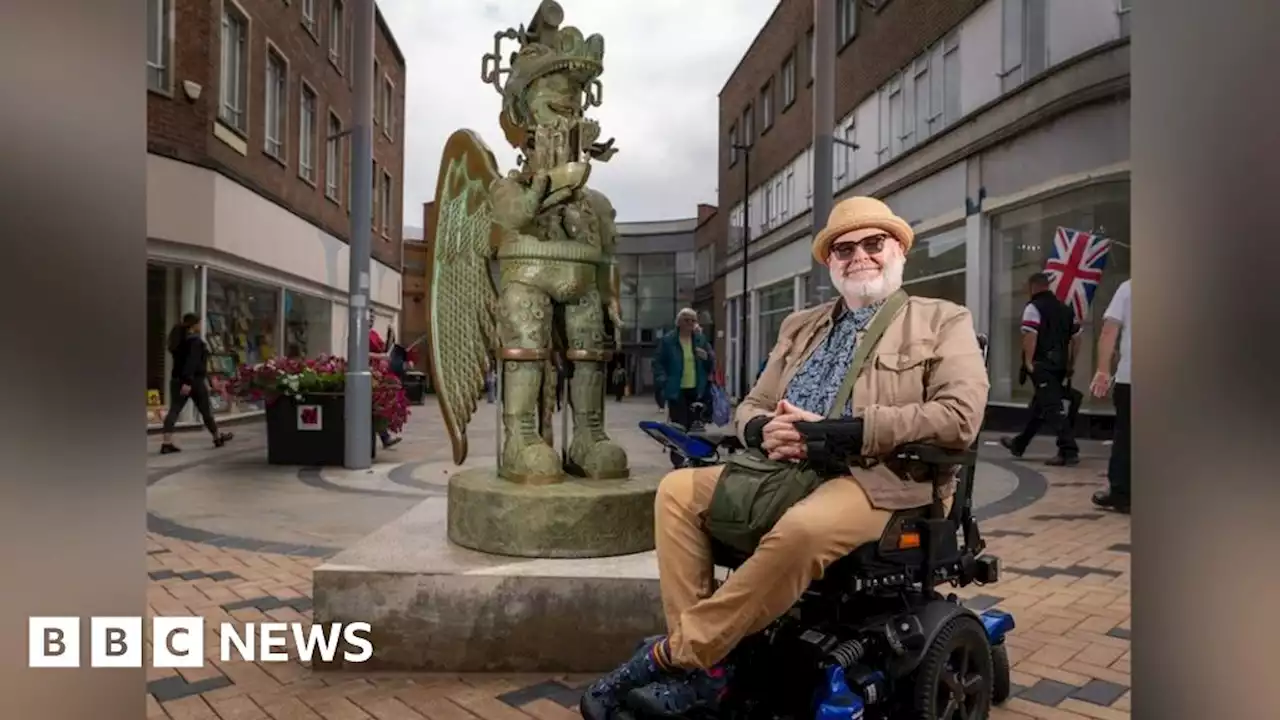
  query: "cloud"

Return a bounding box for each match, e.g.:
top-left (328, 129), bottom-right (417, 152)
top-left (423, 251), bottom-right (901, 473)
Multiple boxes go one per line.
top-left (376, 0), bottom-right (778, 225)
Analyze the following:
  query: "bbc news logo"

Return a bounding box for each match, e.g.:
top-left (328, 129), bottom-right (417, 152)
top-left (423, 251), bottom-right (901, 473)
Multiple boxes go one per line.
top-left (29, 617), bottom-right (373, 668)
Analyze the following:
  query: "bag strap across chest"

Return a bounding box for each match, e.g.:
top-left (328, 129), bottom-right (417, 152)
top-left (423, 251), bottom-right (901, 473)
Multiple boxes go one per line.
top-left (825, 289), bottom-right (908, 419)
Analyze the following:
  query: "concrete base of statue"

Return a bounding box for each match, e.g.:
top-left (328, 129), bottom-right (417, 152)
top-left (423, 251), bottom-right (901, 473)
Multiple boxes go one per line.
top-left (311, 470), bottom-right (669, 672)
top-left (447, 467), bottom-right (660, 558)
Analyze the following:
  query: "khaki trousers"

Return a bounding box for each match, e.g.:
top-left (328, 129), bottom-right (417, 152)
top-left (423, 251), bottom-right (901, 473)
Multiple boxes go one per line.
top-left (655, 466), bottom-right (895, 670)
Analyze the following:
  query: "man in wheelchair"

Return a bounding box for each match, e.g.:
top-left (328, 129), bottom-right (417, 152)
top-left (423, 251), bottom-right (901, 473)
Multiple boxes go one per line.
top-left (583, 197), bottom-right (1000, 719)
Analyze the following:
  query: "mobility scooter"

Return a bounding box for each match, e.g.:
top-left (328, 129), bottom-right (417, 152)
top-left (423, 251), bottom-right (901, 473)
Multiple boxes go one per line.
top-left (633, 334), bottom-right (1013, 719)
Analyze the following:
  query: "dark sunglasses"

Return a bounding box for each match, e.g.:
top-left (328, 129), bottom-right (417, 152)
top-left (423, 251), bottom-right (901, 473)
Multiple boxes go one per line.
top-left (829, 233), bottom-right (892, 262)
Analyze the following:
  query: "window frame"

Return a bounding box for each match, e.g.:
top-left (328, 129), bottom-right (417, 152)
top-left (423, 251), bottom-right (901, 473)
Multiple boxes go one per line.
top-left (263, 42), bottom-right (290, 162)
top-left (760, 79), bottom-right (775, 131)
top-left (781, 52), bottom-right (797, 109)
top-left (381, 75), bottom-right (396, 140)
top-left (298, 80), bottom-right (318, 185)
top-left (300, 0), bottom-right (318, 39)
top-left (218, 1), bottom-right (251, 136)
top-left (325, 110), bottom-right (342, 203)
top-left (146, 0), bottom-right (174, 95)
top-left (328, 0), bottom-right (345, 73)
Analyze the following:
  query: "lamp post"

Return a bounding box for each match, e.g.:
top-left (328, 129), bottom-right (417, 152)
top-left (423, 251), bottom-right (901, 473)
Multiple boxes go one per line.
top-left (340, 0), bottom-right (376, 469)
top-left (730, 142), bottom-right (753, 399)
top-left (809, 0), bottom-right (837, 306)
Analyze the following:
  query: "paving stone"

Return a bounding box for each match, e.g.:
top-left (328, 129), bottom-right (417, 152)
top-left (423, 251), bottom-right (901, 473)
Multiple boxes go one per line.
top-left (142, 429), bottom-right (1130, 718)
top-left (1070, 678), bottom-right (1130, 707)
top-left (1018, 678), bottom-right (1079, 707)
top-left (149, 674), bottom-right (235, 703)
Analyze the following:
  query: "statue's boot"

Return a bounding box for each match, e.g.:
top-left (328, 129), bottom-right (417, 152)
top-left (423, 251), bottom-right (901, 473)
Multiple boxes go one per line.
top-left (501, 360), bottom-right (563, 483)
top-left (567, 361), bottom-right (629, 479)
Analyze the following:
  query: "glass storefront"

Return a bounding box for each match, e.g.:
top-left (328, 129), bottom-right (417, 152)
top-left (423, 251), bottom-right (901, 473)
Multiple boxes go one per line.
top-left (903, 224), bottom-right (967, 305)
top-left (284, 290), bottom-right (332, 358)
top-left (146, 261), bottom-right (203, 423)
top-left (616, 251), bottom-right (697, 346)
top-left (146, 260), bottom-right (375, 425)
top-left (205, 271), bottom-right (281, 413)
top-left (636, 274), bottom-right (676, 332)
top-left (757, 279), bottom-right (795, 362)
top-left (988, 180), bottom-right (1131, 409)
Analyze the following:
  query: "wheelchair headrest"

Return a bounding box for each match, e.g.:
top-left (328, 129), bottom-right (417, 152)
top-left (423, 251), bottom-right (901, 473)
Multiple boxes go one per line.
top-left (638, 420), bottom-right (718, 460)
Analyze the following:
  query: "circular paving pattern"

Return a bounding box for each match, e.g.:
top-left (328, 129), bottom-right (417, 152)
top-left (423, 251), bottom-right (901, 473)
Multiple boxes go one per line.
top-left (146, 400), bottom-right (1051, 556)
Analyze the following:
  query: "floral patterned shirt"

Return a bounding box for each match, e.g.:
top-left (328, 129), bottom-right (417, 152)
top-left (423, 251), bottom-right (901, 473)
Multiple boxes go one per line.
top-left (782, 300), bottom-right (885, 418)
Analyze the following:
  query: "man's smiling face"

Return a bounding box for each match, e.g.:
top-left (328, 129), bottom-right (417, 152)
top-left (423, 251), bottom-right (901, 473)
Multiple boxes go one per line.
top-left (826, 227), bottom-right (906, 304)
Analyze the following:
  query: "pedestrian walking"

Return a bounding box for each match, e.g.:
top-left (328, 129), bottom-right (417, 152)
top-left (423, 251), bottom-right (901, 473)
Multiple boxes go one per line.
top-left (484, 357), bottom-right (498, 404)
top-left (159, 313), bottom-right (234, 454)
top-left (1000, 272), bottom-right (1081, 466)
top-left (655, 308), bottom-right (715, 467)
top-left (1090, 279), bottom-right (1131, 513)
top-left (368, 313), bottom-right (402, 449)
top-left (612, 364), bottom-right (627, 402)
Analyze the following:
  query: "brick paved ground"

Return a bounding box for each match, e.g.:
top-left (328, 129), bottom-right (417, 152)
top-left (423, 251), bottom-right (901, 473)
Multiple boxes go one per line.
top-left (145, 457), bottom-right (1129, 719)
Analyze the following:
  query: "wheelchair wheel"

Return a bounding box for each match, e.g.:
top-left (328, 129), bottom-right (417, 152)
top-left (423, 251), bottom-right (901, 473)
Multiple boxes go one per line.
top-left (991, 644), bottom-right (1012, 705)
top-left (909, 614), bottom-right (993, 719)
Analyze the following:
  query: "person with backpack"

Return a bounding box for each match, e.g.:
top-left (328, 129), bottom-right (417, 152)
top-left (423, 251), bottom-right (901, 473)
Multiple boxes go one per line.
top-left (159, 313), bottom-right (234, 454)
top-left (999, 272), bottom-right (1081, 466)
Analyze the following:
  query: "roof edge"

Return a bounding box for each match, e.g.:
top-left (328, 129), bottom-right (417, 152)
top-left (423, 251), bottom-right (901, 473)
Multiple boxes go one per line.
top-left (717, 0), bottom-right (787, 98)
top-left (375, 4), bottom-right (407, 69)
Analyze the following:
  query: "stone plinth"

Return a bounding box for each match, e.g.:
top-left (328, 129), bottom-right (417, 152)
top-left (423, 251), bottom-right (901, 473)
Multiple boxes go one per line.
top-left (311, 495), bottom-right (666, 673)
top-left (447, 468), bottom-right (660, 558)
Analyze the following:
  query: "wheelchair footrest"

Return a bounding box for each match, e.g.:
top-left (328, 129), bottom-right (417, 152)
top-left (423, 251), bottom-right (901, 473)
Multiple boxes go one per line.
top-left (979, 608), bottom-right (1016, 645)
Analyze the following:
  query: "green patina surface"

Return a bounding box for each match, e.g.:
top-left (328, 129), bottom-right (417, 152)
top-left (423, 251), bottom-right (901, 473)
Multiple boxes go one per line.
top-left (427, 0), bottom-right (633, 486)
top-left (446, 467), bottom-right (659, 558)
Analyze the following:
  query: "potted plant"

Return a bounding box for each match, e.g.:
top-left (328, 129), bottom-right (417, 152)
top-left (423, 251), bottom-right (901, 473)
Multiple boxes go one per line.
top-left (227, 355), bottom-right (410, 466)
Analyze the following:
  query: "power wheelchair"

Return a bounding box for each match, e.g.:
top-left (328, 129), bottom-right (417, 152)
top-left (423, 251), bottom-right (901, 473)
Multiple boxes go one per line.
top-left (632, 335), bottom-right (1014, 720)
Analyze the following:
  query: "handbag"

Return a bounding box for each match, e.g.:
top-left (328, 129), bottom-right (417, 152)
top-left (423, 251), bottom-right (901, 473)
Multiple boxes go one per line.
top-left (710, 383), bottom-right (732, 427)
top-left (703, 290), bottom-right (908, 555)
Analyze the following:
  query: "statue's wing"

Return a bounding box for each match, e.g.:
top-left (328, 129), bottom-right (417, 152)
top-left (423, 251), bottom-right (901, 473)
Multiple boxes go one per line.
top-left (425, 129), bottom-right (503, 465)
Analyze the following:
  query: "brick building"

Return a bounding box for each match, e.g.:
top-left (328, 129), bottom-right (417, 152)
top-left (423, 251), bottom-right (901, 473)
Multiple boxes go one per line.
top-left (702, 0), bottom-right (1130, 429)
top-left (145, 0), bottom-right (407, 424)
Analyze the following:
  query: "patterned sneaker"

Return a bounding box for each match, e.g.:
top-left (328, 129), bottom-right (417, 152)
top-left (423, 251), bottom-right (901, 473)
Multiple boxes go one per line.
top-left (624, 664), bottom-right (733, 718)
top-left (580, 637), bottom-right (672, 720)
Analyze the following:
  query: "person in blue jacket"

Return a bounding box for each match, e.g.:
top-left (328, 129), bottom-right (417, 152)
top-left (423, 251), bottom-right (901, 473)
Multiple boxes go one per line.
top-left (656, 309), bottom-right (715, 437)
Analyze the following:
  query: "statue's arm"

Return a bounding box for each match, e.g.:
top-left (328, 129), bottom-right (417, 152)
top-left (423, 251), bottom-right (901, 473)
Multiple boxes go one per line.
top-left (490, 171), bottom-right (548, 233)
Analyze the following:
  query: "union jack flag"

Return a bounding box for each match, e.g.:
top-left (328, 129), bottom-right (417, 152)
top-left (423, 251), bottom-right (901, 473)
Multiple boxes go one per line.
top-left (1045, 227), bottom-right (1112, 323)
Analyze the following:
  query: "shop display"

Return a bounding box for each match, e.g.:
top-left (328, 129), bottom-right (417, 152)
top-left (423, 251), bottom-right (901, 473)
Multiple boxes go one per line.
top-left (284, 290), bottom-right (332, 358)
top-left (205, 275), bottom-right (280, 414)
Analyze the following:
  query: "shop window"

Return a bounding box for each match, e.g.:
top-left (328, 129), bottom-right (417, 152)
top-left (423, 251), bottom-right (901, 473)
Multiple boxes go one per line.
top-left (988, 180), bottom-right (1131, 409)
top-left (756, 279), bottom-right (796, 362)
top-left (637, 274), bottom-right (677, 332)
top-left (205, 273), bottom-right (281, 414)
top-left (146, 263), bottom-right (204, 422)
top-left (284, 290), bottom-right (332, 358)
top-left (903, 224), bottom-right (967, 307)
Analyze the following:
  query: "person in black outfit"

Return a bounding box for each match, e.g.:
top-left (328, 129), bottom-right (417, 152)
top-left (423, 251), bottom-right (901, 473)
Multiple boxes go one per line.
top-left (160, 313), bottom-right (234, 454)
top-left (1000, 272), bottom-right (1080, 466)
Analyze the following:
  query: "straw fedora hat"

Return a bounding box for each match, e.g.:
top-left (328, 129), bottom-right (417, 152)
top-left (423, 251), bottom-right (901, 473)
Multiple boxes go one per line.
top-left (811, 196), bottom-right (914, 264)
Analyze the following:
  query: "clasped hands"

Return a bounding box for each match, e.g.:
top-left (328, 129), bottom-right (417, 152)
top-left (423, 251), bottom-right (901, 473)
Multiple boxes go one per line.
top-left (760, 400), bottom-right (823, 462)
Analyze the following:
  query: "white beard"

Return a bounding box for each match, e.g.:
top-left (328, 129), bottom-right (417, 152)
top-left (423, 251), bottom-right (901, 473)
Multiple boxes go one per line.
top-left (829, 249), bottom-right (906, 308)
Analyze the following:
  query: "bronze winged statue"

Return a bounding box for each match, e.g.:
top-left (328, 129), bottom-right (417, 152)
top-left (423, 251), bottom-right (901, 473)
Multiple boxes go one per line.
top-left (425, 0), bottom-right (629, 484)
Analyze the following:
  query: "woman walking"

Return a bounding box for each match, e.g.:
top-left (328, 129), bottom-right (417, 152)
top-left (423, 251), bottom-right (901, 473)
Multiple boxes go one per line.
top-left (159, 313), bottom-right (234, 454)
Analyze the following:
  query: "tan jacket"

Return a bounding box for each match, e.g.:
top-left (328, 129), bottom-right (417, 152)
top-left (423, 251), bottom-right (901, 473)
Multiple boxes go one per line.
top-left (736, 295), bottom-right (989, 510)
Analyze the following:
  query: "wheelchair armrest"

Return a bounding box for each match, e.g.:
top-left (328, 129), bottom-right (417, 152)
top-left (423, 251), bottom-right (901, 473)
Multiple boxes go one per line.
top-left (689, 430), bottom-right (743, 452)
top-left (893, 444), bottom-right (977, 467)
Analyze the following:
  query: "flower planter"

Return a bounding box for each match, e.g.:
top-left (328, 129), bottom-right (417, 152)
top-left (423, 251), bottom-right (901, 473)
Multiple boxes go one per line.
top-left (265, 393), bottom-right (377, 466)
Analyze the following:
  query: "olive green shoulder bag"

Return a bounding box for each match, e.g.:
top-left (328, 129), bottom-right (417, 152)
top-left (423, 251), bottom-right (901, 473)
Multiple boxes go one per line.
top-left (703, 290), bottom-right (908, 555)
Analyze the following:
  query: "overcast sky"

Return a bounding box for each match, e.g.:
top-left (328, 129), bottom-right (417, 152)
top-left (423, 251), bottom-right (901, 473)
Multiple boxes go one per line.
top-left (376, 0), bottom-right (779, 228)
